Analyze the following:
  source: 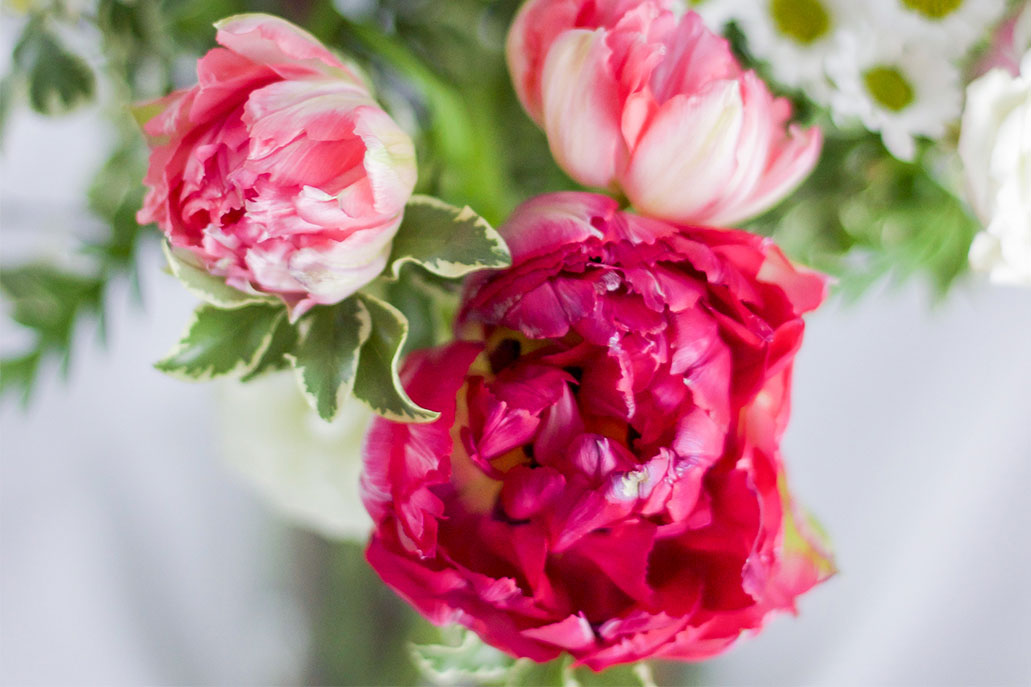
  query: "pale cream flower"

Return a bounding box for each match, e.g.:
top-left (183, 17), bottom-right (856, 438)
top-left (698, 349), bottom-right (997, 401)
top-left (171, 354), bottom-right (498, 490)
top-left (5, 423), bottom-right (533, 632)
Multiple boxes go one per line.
top-left (961, 52), bottom-right (1031, 286)
top-left (216, 372), bottom-right (374, 540)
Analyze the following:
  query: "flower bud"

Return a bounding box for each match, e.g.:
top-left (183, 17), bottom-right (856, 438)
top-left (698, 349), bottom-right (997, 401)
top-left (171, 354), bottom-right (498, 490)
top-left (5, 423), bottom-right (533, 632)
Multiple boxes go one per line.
top-left (507, 0), bottom-right (821, 226)
top-left (138, 14), bottom-right (417, 317)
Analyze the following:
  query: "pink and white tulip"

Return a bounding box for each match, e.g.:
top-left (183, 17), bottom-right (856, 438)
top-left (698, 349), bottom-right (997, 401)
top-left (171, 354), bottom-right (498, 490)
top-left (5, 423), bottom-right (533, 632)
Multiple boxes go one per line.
top-left (506, 0), bottom-right (822, 226)
top-left (138, 14), bottom-right (417, 317)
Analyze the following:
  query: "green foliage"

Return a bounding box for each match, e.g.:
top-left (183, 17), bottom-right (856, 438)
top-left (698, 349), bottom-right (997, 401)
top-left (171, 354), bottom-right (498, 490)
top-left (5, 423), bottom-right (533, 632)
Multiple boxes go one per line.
top-left (335, 2), bottom-right (571, 224)
top-left (86, 137), bottom-right (150, 278)
top-left (287, 298), bottom-right (371, 422)
top-left (353, 293), bottom-right (439, 423)
top-left (1, 133), bottom-right (152, 403)
top-left (13, 17), bottom-right (95, 116)
top-left (748, 132), bottom-right (980, 298)
top-left (304, 540), bottom-right (435, 686)
top-left (151, 182), bottom-right (509, 422)
top-left (0, 265), bottom-right (104, 403)
top-left (240, 313), bottom-right (297, 382)
top-left (409, 630), bottom-right (515, 685)
top-left (386, 268), bottom-right (459, 357)
top-left (410, 629), bottom-right (659, 687)
top-left (149, 288), bottom-right (441, 423)
top-left (389, 195), bottom-right (511, 280)
top-left (155, 303), bottom-right (285, 380)
top-left (1, 0), bottom-right (173, 402)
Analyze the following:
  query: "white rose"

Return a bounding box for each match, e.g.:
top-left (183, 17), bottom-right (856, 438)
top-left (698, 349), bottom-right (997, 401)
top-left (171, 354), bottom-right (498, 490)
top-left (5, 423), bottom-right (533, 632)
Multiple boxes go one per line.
top-left (959, 51), bottom-right (1031, 286)
top-left (216, 373), bottom-right (373, 540)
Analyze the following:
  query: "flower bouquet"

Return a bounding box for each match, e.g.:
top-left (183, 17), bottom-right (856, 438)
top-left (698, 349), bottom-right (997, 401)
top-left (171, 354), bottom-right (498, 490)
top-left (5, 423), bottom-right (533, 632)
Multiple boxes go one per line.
top-left (2, 0), bottom-right (1027, 684)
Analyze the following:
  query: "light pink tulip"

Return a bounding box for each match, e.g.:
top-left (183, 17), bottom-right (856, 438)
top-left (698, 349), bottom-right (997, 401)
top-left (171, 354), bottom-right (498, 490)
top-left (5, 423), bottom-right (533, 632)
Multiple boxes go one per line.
top-left (507, 0), bottom-right (822, 226)
top-left (138, 14), bottom-right (417, 317)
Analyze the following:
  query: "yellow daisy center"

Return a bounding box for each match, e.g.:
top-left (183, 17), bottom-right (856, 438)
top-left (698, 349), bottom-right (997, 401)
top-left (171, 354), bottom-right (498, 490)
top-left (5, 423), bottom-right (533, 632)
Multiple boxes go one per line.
top-left (900, 0), bottom-right (964, 20)
top-left (769, 0), bottom-right (832, 45)
top-left (863, 66), bottom-right (915, 112)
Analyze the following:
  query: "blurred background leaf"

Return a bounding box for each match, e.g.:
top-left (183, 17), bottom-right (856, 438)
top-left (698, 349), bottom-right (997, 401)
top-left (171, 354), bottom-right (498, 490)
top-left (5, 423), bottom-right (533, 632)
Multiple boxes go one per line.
top-left (746, 132), bottom-right (980, 300)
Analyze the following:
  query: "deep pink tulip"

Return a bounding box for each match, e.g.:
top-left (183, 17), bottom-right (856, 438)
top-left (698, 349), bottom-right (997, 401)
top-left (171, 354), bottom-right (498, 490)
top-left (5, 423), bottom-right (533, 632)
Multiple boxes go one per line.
top-left (138, 14), bottom-right (417, 317)
top-left (507, 0), bottom-right (822, 226)
top-left (362, 192), bottom-right (834, 670)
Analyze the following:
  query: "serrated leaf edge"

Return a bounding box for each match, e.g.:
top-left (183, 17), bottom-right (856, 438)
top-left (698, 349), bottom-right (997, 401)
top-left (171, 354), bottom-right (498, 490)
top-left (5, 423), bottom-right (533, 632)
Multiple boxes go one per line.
top-left (155, 305), bottom-right (284, 382)
top-left (286, 299), bottom-right (373, 422)
top-left (408, 633), bottom-right (513, 685)
top-left (240, 315), bottom-right (297, 383)
top-left (389, 195), bottom-right (511, 280)
top-left (355, 292), bottom-right (440, 423)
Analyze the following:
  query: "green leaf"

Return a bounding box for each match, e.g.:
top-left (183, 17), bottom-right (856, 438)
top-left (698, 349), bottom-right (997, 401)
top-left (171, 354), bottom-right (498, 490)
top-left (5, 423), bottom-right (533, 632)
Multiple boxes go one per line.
top-left (0, 74), bottom-right (19, 146)
top-left (385, 269), bottom-right (458, 356)
top-left (162, 242), bottom-right (276, 309)
top-left (410, 629), bottom-right (657, 687)
top-left (86, 137), bottom-right (150, 281)
top-left (508, 656), bottom-right (656, 687)
top-left (353, 293), bottom-right (439, 423)
top-left (155, 303), bottom-right (284, 380)
top-left (15, 21), bottom-right (96, 116)
top-left (241, 313), bottom-right (298, 382)
top-left (388, 195), bottom-right (511, 280)
top-left (559, 661), bottom-right (657, 687)
top-left (1, 265), bottom-right (103, 339)
top-left (747, 132), bottom-right (979, 299)
top-left (0, 353), bottom-right (42, 406)
top-left (410, 630), bottom-right (514, 685)
top-left (97, 0), bottom-right (149, 41)
top-left (287, 298), bottom-right (371, 422)
top-left (342, 20), bottom-right (515, 224)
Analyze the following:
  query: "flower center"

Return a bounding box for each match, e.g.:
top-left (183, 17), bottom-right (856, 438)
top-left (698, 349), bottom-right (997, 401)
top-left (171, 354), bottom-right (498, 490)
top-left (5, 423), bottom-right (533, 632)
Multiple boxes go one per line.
top-left (900, 0), bottom-right (963, 20)
top-left (769, 0), bottom-right (832, 45)
top-left (862, 66), bottom-right (915, 112)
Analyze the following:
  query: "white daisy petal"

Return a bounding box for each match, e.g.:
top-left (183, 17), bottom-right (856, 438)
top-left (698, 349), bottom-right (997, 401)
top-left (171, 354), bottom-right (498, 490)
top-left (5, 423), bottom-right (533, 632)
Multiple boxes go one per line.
top-left (728, 0), bottom-right (862, 103)
top-left (866, 0), bottom-right (1009, 58)
top-left (826, 29), bottom-right (962, 161)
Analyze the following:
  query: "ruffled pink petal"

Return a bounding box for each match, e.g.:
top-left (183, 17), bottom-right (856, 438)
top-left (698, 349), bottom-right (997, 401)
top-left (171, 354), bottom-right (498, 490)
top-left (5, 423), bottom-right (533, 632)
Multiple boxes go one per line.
top-left (214, 13), bottom-right (359, 80)
top-left (494, 191), bottom-right (618, 264)
top-left (500, 466), bottom-right (566, 521)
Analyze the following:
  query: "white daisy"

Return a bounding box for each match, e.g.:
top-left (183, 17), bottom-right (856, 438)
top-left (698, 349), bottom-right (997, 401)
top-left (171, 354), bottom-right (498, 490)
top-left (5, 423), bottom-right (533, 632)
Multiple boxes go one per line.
top-left (729, 0), bottom-right (864, 103)
top-left (866, 0), bottom-right (1009, 58)
top-left (826, 30), bottom-right (962, 161)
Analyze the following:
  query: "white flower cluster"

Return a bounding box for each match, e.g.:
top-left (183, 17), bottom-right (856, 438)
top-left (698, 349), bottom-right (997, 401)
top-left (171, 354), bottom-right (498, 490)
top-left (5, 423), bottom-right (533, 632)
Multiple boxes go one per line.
top-left (695, 0), bottom-right (1010, 161)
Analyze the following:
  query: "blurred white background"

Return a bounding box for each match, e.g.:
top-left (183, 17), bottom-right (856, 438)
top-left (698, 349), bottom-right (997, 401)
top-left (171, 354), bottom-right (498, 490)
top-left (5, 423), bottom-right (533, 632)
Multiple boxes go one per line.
top-left (2, 36), bottom-right (1030, 687)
